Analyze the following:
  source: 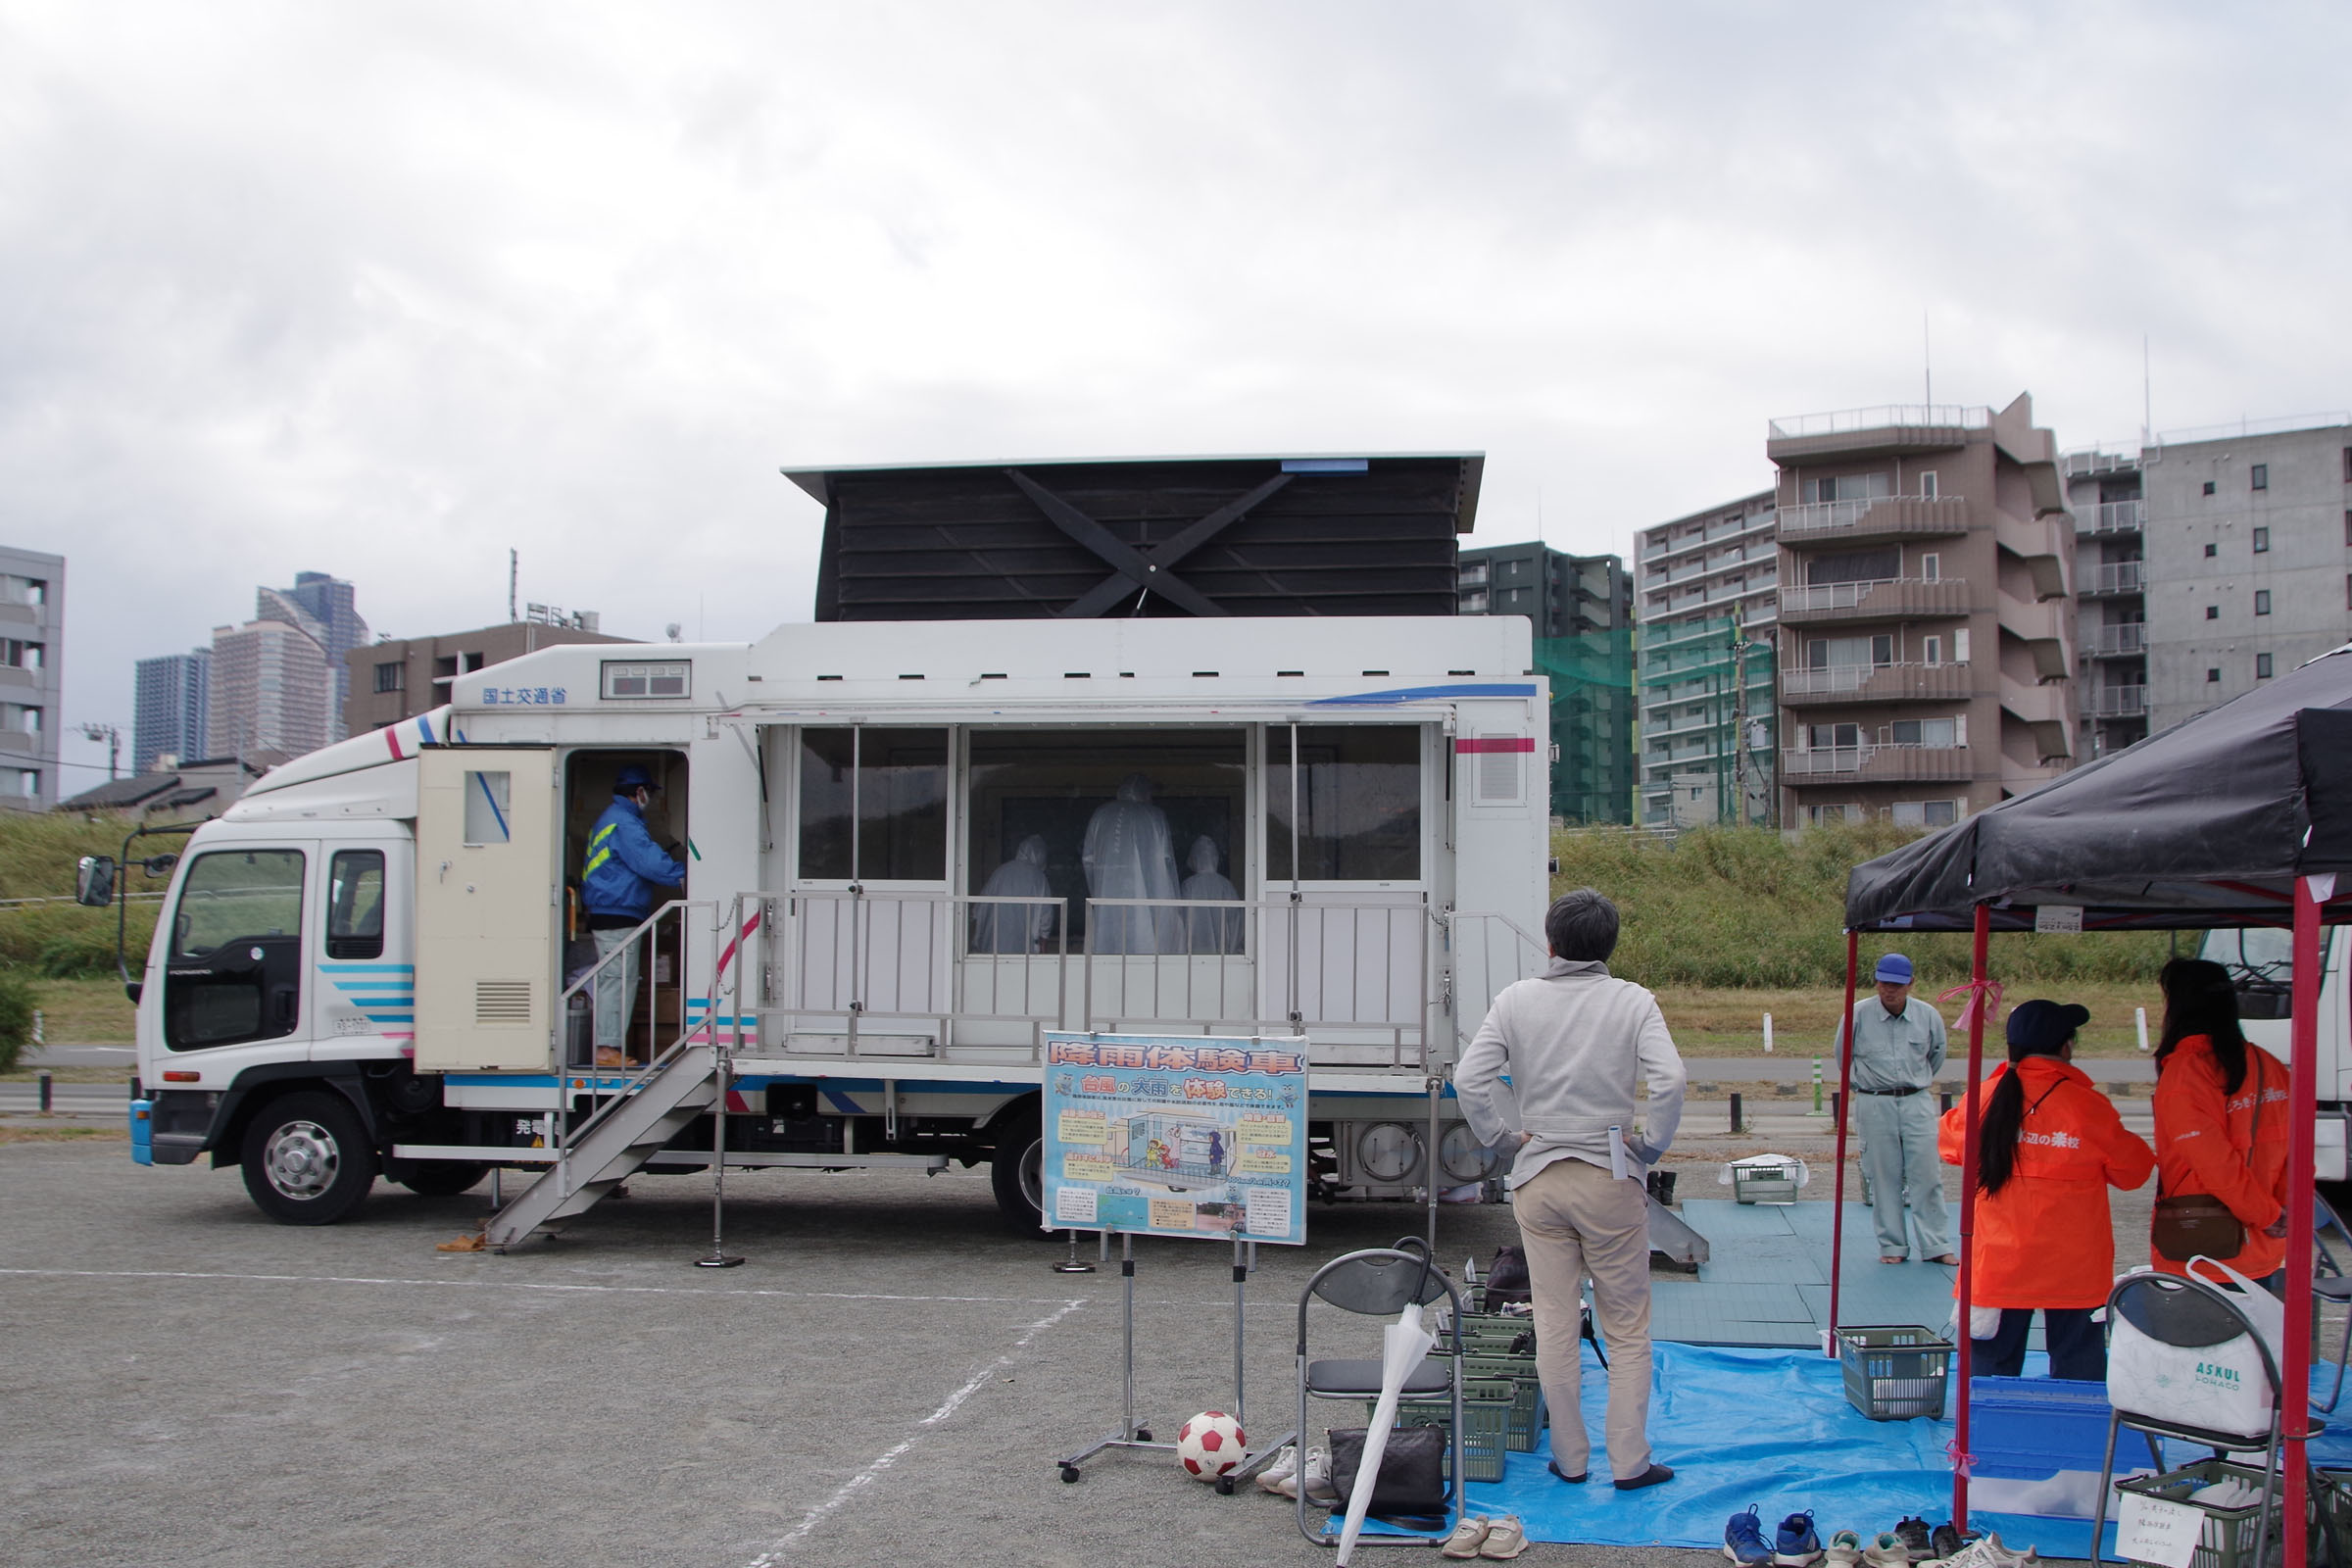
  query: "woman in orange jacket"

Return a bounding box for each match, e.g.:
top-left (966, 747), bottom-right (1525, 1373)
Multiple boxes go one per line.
top-left (1938, 1000), bottom-right (2156, 1380)
top-left (2150, 957), bottom-right (2291, 1288)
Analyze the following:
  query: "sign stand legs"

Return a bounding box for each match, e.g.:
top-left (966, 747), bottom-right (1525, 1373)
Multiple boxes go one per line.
top-left (1058, 1230), bottom-right (1275, 1494)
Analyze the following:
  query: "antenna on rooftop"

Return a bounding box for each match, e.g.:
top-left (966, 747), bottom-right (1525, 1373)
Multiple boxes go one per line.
top-left (1923, 311), bottom-right (1932, 408)
top-left (509, 549), bottom-right (519, 622)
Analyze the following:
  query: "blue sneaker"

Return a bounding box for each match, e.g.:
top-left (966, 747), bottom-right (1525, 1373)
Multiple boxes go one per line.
top-left (1726, 1505), bottom-right (1773, 1567)
top-left (1776, 1510), bottom-right (1824, 1567)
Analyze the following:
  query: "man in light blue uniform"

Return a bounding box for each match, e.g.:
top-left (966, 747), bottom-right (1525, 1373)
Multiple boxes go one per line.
top-left (582, 764), bottom-right (684, 1059)
top-left (1837, 953), bottom-right (1957, 1264)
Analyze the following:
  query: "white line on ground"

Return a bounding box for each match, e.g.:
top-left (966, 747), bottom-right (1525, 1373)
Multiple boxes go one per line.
top-left (0, 1267), bottom-right (1088, 1306)
top-left (744, 1298), bottom-right (1086, 1566)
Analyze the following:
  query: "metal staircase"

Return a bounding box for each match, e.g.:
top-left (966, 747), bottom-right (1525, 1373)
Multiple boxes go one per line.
top-left (484, 1041), bottom-right (718, 1250)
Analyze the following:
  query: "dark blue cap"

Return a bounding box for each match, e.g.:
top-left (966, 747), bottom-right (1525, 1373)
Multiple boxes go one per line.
top-left (613, 764), bottom-right (658, 793)
top-left (2007, 999), bottom-right (2089, 1053)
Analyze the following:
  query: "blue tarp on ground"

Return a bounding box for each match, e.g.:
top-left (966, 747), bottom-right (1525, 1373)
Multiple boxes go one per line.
top-left (1348, 1342), bottom-right (2352, 1555)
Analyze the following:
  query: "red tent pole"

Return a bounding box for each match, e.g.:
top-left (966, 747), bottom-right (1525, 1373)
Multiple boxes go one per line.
top-left (2284, 875), bottom-right (2327, 1568)
top-left (1829, 928), bottom-right (1860, 1352)
top-left (1952, 902), bottom-right (1990, 1535)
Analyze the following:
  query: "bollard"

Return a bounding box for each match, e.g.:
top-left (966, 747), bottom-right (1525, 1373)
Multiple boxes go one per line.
top-left (1940, 1092), bottom-right (1953, 1115)
top-left (31, 1008), bottom-right (42, 1046)
top-left (1731, 1092), bottom-right (1744, 1134)
top-left (2135, 1006), bottom-right (2149, 1051)
top-left (1763, 1012), bottom-right (1774, 1054)
top-left (1831, 1091), bottom-right (1841, 1123)
top-left (1811, 1056), bottom-right (1824, 1114)
top-left (38, 1068), bottom-right (53, 1114)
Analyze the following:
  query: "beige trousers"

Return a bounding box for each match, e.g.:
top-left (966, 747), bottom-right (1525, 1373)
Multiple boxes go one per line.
top-left (1513, 1155), bottom-right (1654, 1481)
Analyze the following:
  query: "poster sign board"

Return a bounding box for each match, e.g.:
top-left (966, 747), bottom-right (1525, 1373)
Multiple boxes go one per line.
top-left (1041, 1032), bottom-right (1308, 1246)
top-left (2114, 1492), bottom-right (2203, 1568)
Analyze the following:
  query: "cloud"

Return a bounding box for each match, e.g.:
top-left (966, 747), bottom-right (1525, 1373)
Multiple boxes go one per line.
top-left (0, 0), bottom-right (2342, 774)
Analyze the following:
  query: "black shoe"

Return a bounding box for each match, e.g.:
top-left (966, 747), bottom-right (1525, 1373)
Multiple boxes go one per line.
top-left (1547, 1460), bottom-right (1587, 1484)
top-left (1892, 1517), bottom-right (1934, 1561)
top-left (1615, 1462), bottom-right (1674, 1491)
top-left (1930, 1523), bottom-right (1968, 1561)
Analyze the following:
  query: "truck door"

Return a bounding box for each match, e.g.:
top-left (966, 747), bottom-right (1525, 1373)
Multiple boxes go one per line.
top-left (161, 844), bottom-right (318, 1062)
top-left (414, 747), bottom-right (561, 1073)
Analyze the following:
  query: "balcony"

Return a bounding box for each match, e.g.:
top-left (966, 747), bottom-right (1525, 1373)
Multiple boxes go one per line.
top-left (1766, 404), bottom-right (1990, 461)
top-left (2062, 449), bottom-right (2141, 479)
top-left (1777, 494), bottom-right (1971, 546)
top-left (1779, 662), bottom-right (1981, 707)
top-left (2082, 562), bottom-right (2146, 597)
top-left (1781, 744), bottom-right (1976, 784)
top-left (1779, 577), bottom-right (1974, 624)
top-left (2087, 685), bottom-right (2148, 719)
top-left (2090, 623), bottom-right (2147, 658)
top-left (2077, 501), bottom-right (2144, 535)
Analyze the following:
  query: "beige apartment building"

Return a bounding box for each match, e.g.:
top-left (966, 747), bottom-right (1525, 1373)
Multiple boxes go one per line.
top-left (1770, 394), bottom-right (2077, 827)
top-left (347, 615), bottom-right (633, 735)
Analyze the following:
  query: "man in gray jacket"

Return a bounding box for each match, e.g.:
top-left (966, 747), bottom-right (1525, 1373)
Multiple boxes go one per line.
top-left (1455, 889), bottom-right (1683, 1492)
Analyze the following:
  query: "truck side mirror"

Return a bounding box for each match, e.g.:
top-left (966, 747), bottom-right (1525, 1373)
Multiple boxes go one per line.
top-left (75, 855), bottom-right (116, 907)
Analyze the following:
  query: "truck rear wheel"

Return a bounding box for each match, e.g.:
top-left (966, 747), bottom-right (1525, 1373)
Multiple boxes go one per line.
top-left (990, 1116), bottom-right (1046, 1235)
top-left (241, 1091), bottom-right (377, 1225)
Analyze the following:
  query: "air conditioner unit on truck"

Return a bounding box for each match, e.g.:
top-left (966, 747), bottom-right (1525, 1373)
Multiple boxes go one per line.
top-left (89, 615), bottom-right (1556, 1248)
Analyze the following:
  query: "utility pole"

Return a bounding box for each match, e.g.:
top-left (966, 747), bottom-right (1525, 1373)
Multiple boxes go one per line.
top-left (77, 721), bottom-right (120, 780)
top-left (509, 549), bottom-right (519, 622)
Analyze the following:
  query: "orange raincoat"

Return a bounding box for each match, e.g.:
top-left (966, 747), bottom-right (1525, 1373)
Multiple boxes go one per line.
top-left (2150, 1035), bottom-right (2290, 1280)
top-left (1937, 1056), bottom-right (2156, 1309)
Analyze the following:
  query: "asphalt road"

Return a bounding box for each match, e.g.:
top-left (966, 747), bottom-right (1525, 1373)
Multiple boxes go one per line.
top-left (6, 1140), bottom-right (1777, 1568)
top-left (24, 1043), bottom-right (138, 1067)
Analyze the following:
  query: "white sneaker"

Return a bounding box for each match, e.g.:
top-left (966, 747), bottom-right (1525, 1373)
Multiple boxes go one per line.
top-left (1255, 1445), bottom-right (1299, 1495)
top-left (1300, 1446), bottom-right (1338, 1505)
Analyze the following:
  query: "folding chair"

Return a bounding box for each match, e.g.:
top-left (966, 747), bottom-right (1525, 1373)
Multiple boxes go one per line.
top-left (1294, 1239), bottom-right (1467, 1547)
top-left (2091, 1269), bottom-right (2320, 1568)
top-left (2314, 1195), bottom-right (2352, 1415)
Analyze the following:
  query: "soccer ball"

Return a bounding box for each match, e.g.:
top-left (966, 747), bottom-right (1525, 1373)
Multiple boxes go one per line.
top-left (1175, 1410), bottom-right (1246, 1481)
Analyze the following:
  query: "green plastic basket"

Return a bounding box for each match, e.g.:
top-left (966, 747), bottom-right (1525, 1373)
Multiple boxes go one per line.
top-left (2116, 1460), bottom-right (2294, 1568)
top-left (1835, 1325), bottom-right (1951, 1421)
top-left (1372, 1378), bottom-right (1512, 1483)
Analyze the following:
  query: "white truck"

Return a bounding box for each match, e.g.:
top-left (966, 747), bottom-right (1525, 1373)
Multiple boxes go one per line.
top-left (2197, 925), bottom-right (2352, 1183)
top-left (105, 615), bottom-right (1555, 1245)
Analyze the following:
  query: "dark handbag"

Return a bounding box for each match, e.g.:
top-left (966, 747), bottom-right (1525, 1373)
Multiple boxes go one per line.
top-left (1483, 1244), bottom-right (1531, 1306)
top-left (1328, 1423), bottom-right (1448, 1522)
top-left (2151, 1054), bottom-right (2264, 1263)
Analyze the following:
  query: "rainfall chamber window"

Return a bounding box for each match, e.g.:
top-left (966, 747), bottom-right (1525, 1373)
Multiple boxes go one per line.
top-left (1266, 725), bottom-right (1422, 883)
top-left (797, 728), bottom-right (948, 883)
top-left (965, 728), bottom-right (1245, 955)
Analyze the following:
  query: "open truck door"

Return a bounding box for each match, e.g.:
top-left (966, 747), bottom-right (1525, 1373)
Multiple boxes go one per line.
top-left (415, 747), bottom-right (561, 1072)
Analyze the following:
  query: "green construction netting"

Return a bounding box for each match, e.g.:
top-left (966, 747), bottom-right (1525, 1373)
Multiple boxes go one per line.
top-left (1535, 631), bottom-right (1639, 825)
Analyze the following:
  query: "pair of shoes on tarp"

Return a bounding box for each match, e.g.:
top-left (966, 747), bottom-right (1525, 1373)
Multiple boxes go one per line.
top-left (1545, 1458), bottom-right (1675, 1490)
top-left (1728, 1506), bottom-right (1828, 1566)
top-left (1253, 1445), bottom-right (1335, 1504)
top-left (1443, 1515), bottom-right (1527, 1559)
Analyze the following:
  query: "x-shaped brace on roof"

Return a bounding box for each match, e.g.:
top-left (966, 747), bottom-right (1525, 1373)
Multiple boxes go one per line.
top-left (1004, 468), bottom-right (1295, 618)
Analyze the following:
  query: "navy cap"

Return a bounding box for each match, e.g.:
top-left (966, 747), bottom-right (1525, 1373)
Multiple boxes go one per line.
top-left (613, 764), bottom-right (658, 793)
top-left (1874, 954), bottom-right (1915, 984)
top-left (2007, 999), bottom-right (2089, 1053)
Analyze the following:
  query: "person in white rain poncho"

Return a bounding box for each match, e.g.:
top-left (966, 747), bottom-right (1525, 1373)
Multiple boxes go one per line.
top-left (1179, 835), bottom-right (1243, 955)
top-left (970, 834), bottom-right (1056, 954)
top-left (1081, 773), bottom-right (1182, 954)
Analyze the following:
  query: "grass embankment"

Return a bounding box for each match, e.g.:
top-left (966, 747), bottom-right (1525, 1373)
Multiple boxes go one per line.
top-left (1554, 823), bottom-right (2189, 1058)
top-left (0, 812), bottom-right (173, 1065)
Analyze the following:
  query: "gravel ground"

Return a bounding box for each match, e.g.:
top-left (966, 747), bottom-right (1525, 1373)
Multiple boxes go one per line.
top-left (6, 1112), bottom-right (2211, 1568)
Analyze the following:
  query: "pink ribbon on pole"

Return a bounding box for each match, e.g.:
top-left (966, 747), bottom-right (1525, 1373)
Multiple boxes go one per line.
top-left (1937, 977), bottom-right (2004, 1036)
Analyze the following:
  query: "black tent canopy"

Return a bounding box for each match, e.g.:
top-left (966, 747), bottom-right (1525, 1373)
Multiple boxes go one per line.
top-left (1845, 644), bottom-right (2352, 933)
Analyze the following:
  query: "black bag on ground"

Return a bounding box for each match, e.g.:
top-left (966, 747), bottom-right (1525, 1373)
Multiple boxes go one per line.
top-left (1328, 1424), bottom-right (1448, 1523)
top-left (1483, 1244), bottom-right (1531, 1306)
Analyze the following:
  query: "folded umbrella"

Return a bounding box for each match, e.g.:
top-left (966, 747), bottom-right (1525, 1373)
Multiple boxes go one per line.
top-left (1336, 1298), bottom-right (1439, 1563)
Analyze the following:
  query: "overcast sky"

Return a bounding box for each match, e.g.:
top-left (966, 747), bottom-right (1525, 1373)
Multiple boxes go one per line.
top-left (2, 1), bottom-right (2344, 782)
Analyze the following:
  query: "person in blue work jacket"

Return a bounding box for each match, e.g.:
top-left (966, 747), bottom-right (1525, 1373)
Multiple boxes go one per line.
top-left (583, 764), bottom-right (684, 1061)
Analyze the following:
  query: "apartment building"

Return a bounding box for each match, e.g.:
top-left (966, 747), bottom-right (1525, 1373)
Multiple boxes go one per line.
top-left (133, 649), bottom-right (211, 773)
top-left (209, 615), bottom-right (331, 762)
top-left (1456, 542), bottom-right (1635, 823)
top-left (1633, 490), bottom-right (1780, 829)
top-left (1770, 394), bottom-right (2077, 826)
top-left (0, 547), bottom-right (62, 808)
top-left (349, 612), bottom-right (632, 735)
top-left (2141, 416), bottom-right (2352, 731)
top-left (2063, 446), bottom-right (2149, 757)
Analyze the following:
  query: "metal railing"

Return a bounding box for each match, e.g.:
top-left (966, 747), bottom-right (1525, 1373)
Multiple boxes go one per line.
top-left (1768, 404), bottom-right (1990, 440)
top-left (1777, 494), bottom-right (1968, 535)
top-left (541, 898), bottom-right (724, 1162)
top-left (1782, 743), bottom-right (1972, 779)
top-left (2092, 623), bottom-right (2148, 657)
top-left (2089, 686), bottom-right (2149, 718)
top-left (555, 899), bottom-right (713, 1068)
top-left (1779, 577), bottom-right (1967, 616)
top-left (2079, 501), bottom-right (2144, 534)
top-left (1443, 909), bottom-right (1548, 1050)
top-left (760, 889), bottom-right (1452, 1069)
top-left (2084, 562), bottom-right (2146, 595)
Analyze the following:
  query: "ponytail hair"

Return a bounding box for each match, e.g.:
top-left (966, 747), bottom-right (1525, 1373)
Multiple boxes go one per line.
top-left (2157, 956), bottom-right (2251, 1096)
top-left (1978, 1032), bottom-right (2072, 1197)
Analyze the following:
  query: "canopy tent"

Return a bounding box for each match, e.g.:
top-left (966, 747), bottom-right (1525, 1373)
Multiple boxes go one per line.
top-left (1832, 644), bottom-right (2352, 1568)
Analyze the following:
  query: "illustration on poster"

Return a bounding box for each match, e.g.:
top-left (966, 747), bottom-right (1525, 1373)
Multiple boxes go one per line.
top-left (1042, 1033), bottom-right (1309, 1246)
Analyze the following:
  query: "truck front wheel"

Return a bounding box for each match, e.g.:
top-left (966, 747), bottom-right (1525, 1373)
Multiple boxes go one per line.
top-left (990, 1116), bottom-right (1046, 1235)
top-left (241, 1091), bottom-right (378, 1225)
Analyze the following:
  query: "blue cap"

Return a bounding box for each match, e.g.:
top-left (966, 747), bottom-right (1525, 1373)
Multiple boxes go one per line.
top-left (613, 764), bottom-right (658, 793)
top-left (2008, 999), bottom-right (2090, 1053)
top-left (1874, 954), bottom-right (1915, 984)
